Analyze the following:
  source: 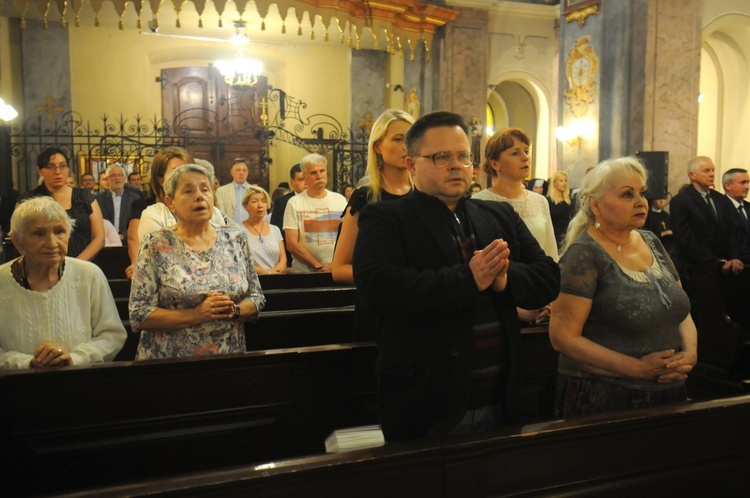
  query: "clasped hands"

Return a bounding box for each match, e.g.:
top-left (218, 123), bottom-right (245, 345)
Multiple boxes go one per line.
top-left (29, 342), bottom-right (72, 369)
top-left (641, 349), bottom-right (697, 383)
top-left (197, 292), bottom-right (236, 322)
top-left (470, 239), bottom-right (510, 292)
top-left (721, 258), bottom-right (744, 275)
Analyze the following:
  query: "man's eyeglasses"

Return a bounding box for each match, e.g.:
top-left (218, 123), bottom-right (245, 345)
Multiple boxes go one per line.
top-left (43, 164), bottom-right (69, 172)
top-left (416, 151), bottom-right (474, 168)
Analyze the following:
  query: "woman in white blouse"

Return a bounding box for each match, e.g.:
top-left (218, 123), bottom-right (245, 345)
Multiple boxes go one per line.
top-left (473, 128), bottom-right (558, 324)
top-left (1, 197), bottom-right (125, 369)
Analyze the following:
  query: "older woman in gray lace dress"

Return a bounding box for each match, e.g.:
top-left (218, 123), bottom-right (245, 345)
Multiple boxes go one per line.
top-left (549, 157), bottom-right (697, 417)
top-left (129, 164), bottom-right (265, 359)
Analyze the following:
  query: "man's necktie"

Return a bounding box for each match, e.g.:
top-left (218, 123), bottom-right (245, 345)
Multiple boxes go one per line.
top-left (704, 193), bottom-right (718, 221)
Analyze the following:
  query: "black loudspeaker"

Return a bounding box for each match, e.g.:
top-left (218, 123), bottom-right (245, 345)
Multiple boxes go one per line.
top-left (635, 151), bottom-right (669, 200)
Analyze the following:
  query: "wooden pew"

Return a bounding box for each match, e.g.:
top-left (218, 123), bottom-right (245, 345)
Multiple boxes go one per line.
top-left (62, 395), bottom-right (750, 497)
top-left (0, 326), bottom-right (558, 496)
top-left (92, 246), bottom-right (130, 279)
top-left (257, 272), bottom-right (344, 290)
top-left (685, 260), bottom-right (750, 397)
top-left (0, 343), bottom-right (378, 497)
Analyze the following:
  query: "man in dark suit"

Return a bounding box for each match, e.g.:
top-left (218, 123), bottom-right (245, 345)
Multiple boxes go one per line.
top-left (721, 168), bottom-right (750, 327)
top-left (722, 168), bottom-right (750, 263)
top-left (353, 112), bottom-right (559, 442)
top-left (671, 156), bottom-right (744, 287)
top-left (270, 163), bottom-right (305, 267)
top-left (97, 164), bottom-right (140, 247)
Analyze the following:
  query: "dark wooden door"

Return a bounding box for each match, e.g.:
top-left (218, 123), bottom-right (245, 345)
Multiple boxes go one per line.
top-left (161, 67), bottom-right (270, 190)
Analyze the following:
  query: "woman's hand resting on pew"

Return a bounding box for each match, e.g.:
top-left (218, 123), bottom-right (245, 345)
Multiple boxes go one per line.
top-left (29, 342), bottom-right (72, 369)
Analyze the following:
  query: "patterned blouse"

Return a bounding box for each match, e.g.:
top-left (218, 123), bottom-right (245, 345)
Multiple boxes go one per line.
top-left (129, 225), bottom-right (265, 359)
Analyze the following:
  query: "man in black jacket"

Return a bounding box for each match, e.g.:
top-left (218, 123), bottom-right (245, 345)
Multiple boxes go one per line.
top-left (353, 112), bottom-right (559, 441)
top-left (270, 163), bottom-right (305, 267)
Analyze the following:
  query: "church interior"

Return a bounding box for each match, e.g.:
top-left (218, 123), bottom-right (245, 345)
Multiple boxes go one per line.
top-left (2, 0), bottom-right (750, 496)
top-left (0, 0), bottom-right (747, 194)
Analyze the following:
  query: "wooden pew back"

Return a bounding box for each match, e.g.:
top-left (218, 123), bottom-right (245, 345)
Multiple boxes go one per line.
top-left (0, 343), bottom-right (378, 496)
top-left (68, 395), bottom-right (750, 497)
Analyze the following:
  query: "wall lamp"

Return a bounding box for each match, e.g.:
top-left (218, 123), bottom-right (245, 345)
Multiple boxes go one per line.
top-left (0, 98), bottom-right (18, 121)
top-left (555, 119), bottom-right (595, 149)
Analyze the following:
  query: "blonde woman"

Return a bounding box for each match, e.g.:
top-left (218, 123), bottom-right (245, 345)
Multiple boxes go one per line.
top-left (547, 171), bottom-right (574, 249)
top-left (241, 185), bottom-right (287, 274)
top-left (332, 109), bottom-right (415, 284)
top-left (332, 109), bottom-right (415, 341)
top-left (550, 157), bottom-right (696, 417)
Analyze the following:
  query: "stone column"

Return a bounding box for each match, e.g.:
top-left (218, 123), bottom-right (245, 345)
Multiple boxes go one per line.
top-left (642, 0), bottom-right (702, 195)
top-left (440, 6), bottom-right (488, 126)
top-left (557, 0), bottom-right (702, 193)
top-left (20, 19), bottom-right (72, 190)
top-left (350, 49), bottom-right (387, 138)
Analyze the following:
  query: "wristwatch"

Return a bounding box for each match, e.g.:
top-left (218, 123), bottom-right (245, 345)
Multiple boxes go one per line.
top-left (232, 303), bottom-right (241, 319)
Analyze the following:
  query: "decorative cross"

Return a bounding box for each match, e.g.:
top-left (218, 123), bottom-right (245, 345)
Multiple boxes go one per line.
top-left (36, 97), bottom-right (64, 122)
top-left (358, 113), bottom-right (374, 135)
top-left (258, 97), bottom-right (269, 127)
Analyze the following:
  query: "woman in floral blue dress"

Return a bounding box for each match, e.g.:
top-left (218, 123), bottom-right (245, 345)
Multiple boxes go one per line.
top-left (129, 164), bottom-right (265, 359)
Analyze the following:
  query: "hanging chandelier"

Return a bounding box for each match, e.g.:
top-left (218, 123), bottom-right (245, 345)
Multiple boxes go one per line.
top-left (216, 21), bottom-right (263, 89)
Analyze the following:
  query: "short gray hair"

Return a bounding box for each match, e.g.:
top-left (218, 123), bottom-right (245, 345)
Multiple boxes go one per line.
top-left (163, 164), bottom-right (213, 198)
top-left (194, 158), bottom-right (215, 177)
top-left (105, 164), bottom-right (125, 177)
top-left (300, 153), bottom-right (327, 172)
top-left (10, 196), bottom-right (75, 240)
top-left (688, 156), bottom-right (713, 174)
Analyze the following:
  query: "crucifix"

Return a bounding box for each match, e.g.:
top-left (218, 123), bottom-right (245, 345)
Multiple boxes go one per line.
top-left (358, 113), bottom-right (374, 135)
top-left (258, 97), bottom-right (269, 127)
top-left (36, 97), bottom-right (65, 122)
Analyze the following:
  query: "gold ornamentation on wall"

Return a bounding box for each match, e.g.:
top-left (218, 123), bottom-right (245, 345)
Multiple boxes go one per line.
top-left (563, 0), bottom-right (600, 26)
top-left (405, 87), bottom-right (420, 118)
top-left (3, 0), bottom-right (458, 59)
top-left (564, 35), bottom-right (598, 117)
top-left (35, 96), bottom-right (64, 122)
top-left (358, 113), bottom-right (374, 134)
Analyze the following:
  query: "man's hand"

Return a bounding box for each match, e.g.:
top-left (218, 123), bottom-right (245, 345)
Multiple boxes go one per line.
top-left (722, 259), bottom-right (744, 275)
top-left (470, 239), bottom-right (509, 291)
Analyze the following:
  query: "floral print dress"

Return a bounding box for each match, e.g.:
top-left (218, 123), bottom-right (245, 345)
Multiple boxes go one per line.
top-left (129, 225), bottom-right (264, 359)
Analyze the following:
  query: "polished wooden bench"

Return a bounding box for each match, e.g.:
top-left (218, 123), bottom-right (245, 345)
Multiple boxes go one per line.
top-left (65, 395), bottom-right (750, 497)
top-left (0, 343), bottom-right (378, 497)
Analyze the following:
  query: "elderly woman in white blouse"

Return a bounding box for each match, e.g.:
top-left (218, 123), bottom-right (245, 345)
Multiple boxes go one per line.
top-left (473, 128), bottom-right (558, 324)
top-left (129, 164), bottom-right (265, 359)
top-left (0, 197), bottom-right (126, 369)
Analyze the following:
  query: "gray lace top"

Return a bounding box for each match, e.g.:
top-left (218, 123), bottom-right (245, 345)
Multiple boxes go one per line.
top-left (557, 230), bottom-right (691, 390)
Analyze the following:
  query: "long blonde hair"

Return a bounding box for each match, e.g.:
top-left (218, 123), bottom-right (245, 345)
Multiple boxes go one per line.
top-left (547, 171), bottom-right (571, 205)
top-left (366, 109), bottom-right (415, 202)
top-left (561, 156), bottom-right (648, 254)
